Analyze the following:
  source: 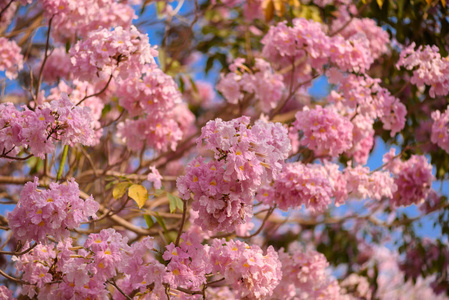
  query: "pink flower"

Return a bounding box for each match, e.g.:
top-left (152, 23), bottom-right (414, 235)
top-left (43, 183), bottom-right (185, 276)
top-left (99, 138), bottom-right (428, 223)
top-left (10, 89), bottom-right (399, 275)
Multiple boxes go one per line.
top-left (117, 68), bottom-right (181, 117)
top-left (0, 286), bottom-right (15, 299)
top-left (7, 178), bottom-right (99, 243)
top-left (34, 47), bottom-right (72, 84)
top-left (258, 162), bottom-right (334, 213)
top-left (431, 106), bottom-right (449, 153)
top-left (70, 26), bottom-right (158, 82)
top-left (273, 247), bottom-right (345, 299)
top-left (293, 106), bottom-right (353, 157)
top-left (397, 42), bottom-right (449, 98)
top-left (117, 116), bottom-right (183, 152)
top-left (209, 239), bottom-right (282, 299)
top-left (383, 151), bottom-right (434, 207)
top-left (148, 166), bottom-right (163, 189)
top-left (217, 58), bottom-right (285, 112)
top-left (0, 37), bottom-right (23, 79)
top-left (344, 165), bottom-right (396, 201)
top-left (178, 117), bottom-right (290, 232)
top-left (42, 0), bottom-right (136, 42)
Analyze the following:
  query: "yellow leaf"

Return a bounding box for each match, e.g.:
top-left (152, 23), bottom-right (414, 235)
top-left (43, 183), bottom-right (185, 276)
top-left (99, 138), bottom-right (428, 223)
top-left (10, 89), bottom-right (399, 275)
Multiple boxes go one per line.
top-left (442, 0), bottom-right (446, 7)
top-left (426, 0), bottom-right (432, 5)
top-left (273, 0), bottom-right (286, 16)
top-left (289, 0), bottom-right (300, 8)
top-left (112, 182), bottom-right (131, 200)
top-left (263, 0), bottom-right (275, 22)
top-left (128, 184), bottom-right (148, 209)
top-left (376, 0), bottom-right (384, 8)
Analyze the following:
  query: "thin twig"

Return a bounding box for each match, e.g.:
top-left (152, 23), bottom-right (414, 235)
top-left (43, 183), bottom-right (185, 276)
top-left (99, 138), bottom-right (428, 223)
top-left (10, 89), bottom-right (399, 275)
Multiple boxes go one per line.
top-left (0, 269), bottom-right (30, 284)
top-left (174, 200), bottom-right (188, 247)
top-left (108, 280), bottom-right (132, 300)
top-left (76, 74), bottom-right (113, 106)
top-left (0, 243), bottom-right (37, 256)
top-left (0, 0), bottom-right (15, 22)
top-left (35, 15), bottom-right (54, 101)
top-left (237, 206), bottom-right (276, 239)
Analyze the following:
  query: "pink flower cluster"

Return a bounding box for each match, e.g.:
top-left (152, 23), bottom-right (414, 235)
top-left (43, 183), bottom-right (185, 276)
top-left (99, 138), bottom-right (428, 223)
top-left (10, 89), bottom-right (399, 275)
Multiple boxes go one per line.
top-left (116, 236), bottom-right (167, 298)
top-left (15, 229), bottom-right (132, 298)
top-left (48, 79), bottom-right (108, 138)
top-left (0, 0), bottom-right (17, 30)
top-left (148, 166), bottom-right (163, 189)
top-left (261, 17), bottom-right (383, 82)
top-left (183, 80), bottom-right (215, 107)
top-left (344, 165), bottom-right (397, 201)
top-left (163, 232), bottom-right (211, 290)
top-left (177, 117), bottom-right (290, 232)
top-left (0, 286), bottom-right (14, 299)
top-left (209, 239), bottom-right (282, 299)
top-left (117, 67), bottom-right (182, 117)
top-left (70, 26), bottom-right (158, 82)
top-left (431, 105), bottom-right (449, 153)
top-left (293, 105), bottom-right (353, 157)
top-left (7, 178), bottom-right (99, 243)
top-left (47, 94), bottom-right (99, 147)
top-left (258, 161), bottom-right (397, 213)
top-left (396, 42), bottom-right (449, 98)
top-left (117, 115), bottom-right (183, 152)
top-left (346, 114), bottom-right (374, 164)
top-left (272, 247), bottom-right (345, 299)
top-left (0, 94), bottom-right (97, 159)
top-left (114, 58), bottom-right (188, 153)
top-left (35, 47), bottom-right (72, 84)
top-left (0, 37), bottom-right (23, 79)
top-left (333, 8), bottom-right (390, 60)
top-left (216, 58), bottom-right (285, 112)
top-left (328, 72), bottom-right (407, 137)
top-left (13, 243), bottom-right (57, 297)
top-left (383, 150), bottom-right (434, 207)
top-left (41, 0), bottom-right (135, 42)
top-left (257, 162), bottom-right (334, 213)
top-left (8, 226), bottom-right (354, 299)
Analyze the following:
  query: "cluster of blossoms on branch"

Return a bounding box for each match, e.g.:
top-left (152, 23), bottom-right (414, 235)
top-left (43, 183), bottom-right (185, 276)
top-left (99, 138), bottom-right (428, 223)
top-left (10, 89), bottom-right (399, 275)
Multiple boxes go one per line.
top-left (2, 0), bottom-right (449, 298)
top-left (7, 177), bottom-right (99, 242)
top-left (177, 116), bottom-right (291, 233)
top-left (4, 181), bottom-right (348, 299)
top-left (396, 42), bottom-right (449, 98)
top-left (0, 38), bottom-right (23, 79)
top-left (0, 94), bottom-right (97, 158)
top-left (41, 0), bottom-right (136, 42)
top-left (383, 149), bottom-right (434, 207)
top-left (217, 58), bottom-right (285, 112)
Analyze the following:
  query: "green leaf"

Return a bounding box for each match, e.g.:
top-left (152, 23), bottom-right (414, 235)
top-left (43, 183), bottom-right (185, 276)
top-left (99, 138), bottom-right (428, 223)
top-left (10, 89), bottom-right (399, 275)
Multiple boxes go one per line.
top-left (168, 193), bottom-right (184, 213)
top-left (113, 182), bottom-right (131, 200)
top-left (205, 56), bottom-right (214, 74)
top-left (168, 193), bottom-right (177, 213)
top-left (179, 77), bottom-right (185, 94)
top-left (158, 48), bottom-right (166, 71)
top-left (128, 184), bottom-right (148, 209)
top-left (188, 77), bottom-right (198, 93)
top-left (154, 212), bottom-right (168, 233)
top-left (176, 197), bottom-right (184, 211)
top-left (154, 187), bottom-right (165, 197)
top-left (65, 41), bottom-right (71, 53)
top-left (144, 214), bottom-right (155, 228)
top-left (156, 1), bottom-right (166, 18)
